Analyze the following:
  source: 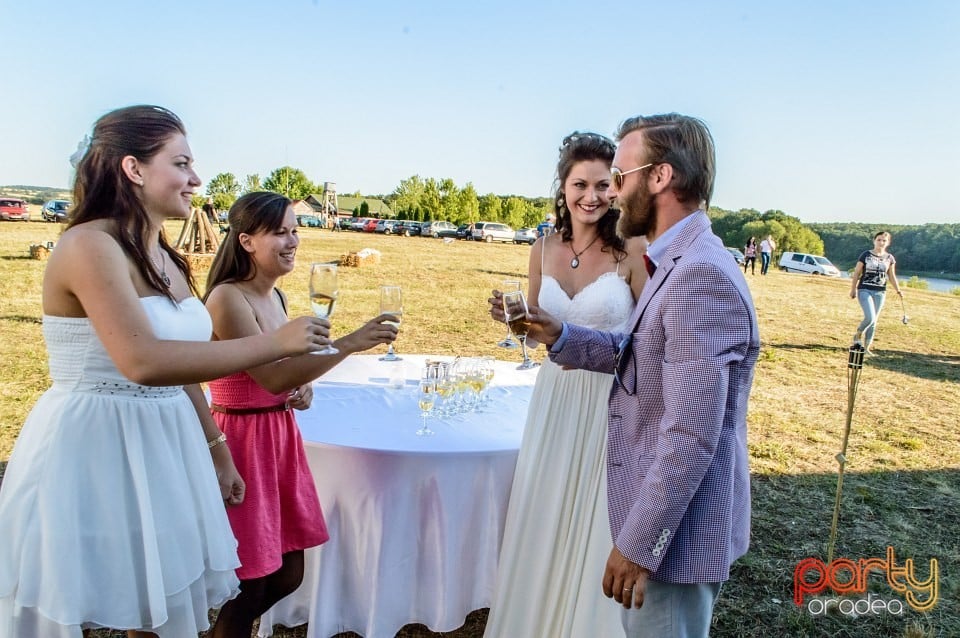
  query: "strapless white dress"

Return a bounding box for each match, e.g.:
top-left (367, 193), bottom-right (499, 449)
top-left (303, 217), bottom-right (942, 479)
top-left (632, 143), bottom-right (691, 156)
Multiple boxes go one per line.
top-left (0, 296), bottom-right (240, 638)
top-left (484, 272), bottom-right (634, 638)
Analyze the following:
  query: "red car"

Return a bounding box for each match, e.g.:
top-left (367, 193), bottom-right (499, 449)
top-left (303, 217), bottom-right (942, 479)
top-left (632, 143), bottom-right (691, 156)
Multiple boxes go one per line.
top-left (0, 198), bottom-right (30, 221)
top-left (362, 218), bottom-right (379, 232)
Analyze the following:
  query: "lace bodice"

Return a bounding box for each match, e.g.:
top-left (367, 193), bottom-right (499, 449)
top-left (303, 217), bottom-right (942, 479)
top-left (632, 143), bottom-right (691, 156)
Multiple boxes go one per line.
top-left (538, 272), bottom-right (634, 333)
top-left (41, 296), bottom-right (212, 395)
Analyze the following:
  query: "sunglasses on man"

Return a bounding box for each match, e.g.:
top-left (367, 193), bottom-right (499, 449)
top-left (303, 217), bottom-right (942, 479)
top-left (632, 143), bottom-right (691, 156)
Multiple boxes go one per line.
top-left (610, 163), bottom-right (653, 191)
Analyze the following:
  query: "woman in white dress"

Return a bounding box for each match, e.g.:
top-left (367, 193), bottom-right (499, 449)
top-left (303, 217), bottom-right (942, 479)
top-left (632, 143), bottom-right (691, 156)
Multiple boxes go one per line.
top-left (484, 132), bottom-right (647, 637)
top-left (0, 105), bottom-right (329, 638)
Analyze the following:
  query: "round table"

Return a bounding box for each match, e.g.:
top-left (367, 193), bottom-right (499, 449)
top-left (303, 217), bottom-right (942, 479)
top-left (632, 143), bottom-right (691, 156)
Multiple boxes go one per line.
top-left (259, 354), bottom-right (539, 638)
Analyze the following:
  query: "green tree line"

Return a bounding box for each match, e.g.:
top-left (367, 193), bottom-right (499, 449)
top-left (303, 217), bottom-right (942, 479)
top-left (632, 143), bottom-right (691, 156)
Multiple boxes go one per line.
top-left (388, 175), bottom-right (552, 228)
top-left (182, 167), bottom-right (960, 275)
top-left (810, 222), bottom-right (960, 274)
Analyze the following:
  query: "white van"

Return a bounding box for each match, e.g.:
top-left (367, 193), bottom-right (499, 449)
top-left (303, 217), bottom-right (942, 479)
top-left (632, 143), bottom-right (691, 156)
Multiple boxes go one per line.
top-left (778, 252), bottom-right (841, 277)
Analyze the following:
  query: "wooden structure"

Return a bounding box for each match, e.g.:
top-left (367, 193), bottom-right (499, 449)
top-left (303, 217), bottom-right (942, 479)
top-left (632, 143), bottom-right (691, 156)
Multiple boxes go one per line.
top-left (173, 207), bottom-right (221, 254)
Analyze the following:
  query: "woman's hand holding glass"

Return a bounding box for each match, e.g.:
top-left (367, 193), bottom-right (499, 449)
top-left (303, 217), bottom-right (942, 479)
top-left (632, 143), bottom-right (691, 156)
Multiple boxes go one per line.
top-left (502, 290), bottom-right (539, 370)
top-left (379, 285), bottom-right (403, 361)
top-left (308, 263), bottom-right (339, 355)
top-left (337, 314), bottom-right (399, 353)
top-left (496, 280), bottom-right (521, 348)
top-left (273, 316), bottom-right (332, 356)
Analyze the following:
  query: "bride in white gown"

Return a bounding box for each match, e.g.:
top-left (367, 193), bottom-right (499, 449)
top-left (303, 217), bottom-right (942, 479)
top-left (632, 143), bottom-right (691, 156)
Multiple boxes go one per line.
top-left (485, 132), bottom-right (647, 638)
top-left (0, 105), bottom-right (328, 638)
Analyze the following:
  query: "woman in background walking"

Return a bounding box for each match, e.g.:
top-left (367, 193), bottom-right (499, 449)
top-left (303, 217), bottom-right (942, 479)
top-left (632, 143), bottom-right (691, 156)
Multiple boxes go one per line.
top-left (850, 231), bottom-right (902, 354)
top-left (743, 236), bottom-right (757, 275)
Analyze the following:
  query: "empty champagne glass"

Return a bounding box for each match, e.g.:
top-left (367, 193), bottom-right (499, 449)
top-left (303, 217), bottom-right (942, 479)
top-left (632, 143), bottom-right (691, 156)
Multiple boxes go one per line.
top-left (379, 285), bottom-right (403, 361)
top-left (308, 263), bottom-right (339, 355)
top-left (497, 280), bottom-right (521, 348)
top-left (502, 290), bottom-right (539, 370)
top-left (416, 378), bottom-right (436, 436)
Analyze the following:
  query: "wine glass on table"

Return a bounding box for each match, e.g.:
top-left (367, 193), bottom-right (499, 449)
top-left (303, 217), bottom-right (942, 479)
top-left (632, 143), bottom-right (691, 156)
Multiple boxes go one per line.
top-left (502, 290), bottom-right (539, 370)
top-left (497, 280), bottom-right (521, 348)
top-left (308, 263), bottom-right (339, 355)
top-left (379, 285), bottom-right (403, 361)
top-left (416, 378), bottom-right (436, 436)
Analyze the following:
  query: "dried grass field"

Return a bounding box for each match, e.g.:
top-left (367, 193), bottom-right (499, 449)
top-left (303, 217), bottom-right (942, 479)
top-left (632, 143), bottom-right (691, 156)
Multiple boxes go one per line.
top-left (0, 220), bottom-right (958, 637)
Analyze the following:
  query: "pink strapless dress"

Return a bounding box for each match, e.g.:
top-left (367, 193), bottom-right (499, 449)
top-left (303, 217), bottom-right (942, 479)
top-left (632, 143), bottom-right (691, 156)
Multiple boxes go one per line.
top-left (209, 372), bottom-right (328, 580)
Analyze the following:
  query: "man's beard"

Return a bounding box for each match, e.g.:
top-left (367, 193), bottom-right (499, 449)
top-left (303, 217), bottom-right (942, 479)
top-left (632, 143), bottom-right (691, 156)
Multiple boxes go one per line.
top-left (616, 182), bottom-right (654, 239)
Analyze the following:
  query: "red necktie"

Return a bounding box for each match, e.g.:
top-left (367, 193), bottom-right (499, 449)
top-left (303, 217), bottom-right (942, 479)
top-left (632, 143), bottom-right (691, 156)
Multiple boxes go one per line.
top-left (643, 254), bottom-right (656, 277)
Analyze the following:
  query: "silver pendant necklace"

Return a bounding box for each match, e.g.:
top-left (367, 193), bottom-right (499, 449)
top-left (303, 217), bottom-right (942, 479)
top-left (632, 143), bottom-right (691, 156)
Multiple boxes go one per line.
top-left (152, 250), bottom-right (171, 287)
top-left (569, 233), bottom-right (600, 269)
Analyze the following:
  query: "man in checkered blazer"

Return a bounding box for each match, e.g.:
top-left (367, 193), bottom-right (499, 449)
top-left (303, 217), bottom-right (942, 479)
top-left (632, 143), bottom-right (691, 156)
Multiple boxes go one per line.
top-left (525, 114), bottom-right (759, 637)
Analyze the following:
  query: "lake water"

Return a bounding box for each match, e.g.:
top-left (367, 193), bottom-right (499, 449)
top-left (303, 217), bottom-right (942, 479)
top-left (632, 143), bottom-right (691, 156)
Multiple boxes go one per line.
top-left (914, 277), bottom-right (960, 293)
top-left (839, 274), bottom-right (958, 293)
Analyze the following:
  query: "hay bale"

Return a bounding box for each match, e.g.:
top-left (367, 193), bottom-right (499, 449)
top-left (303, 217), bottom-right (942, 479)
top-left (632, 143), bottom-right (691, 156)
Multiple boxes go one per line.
top-left (29, 244), bottom-right (50, 260)
top-left (338, 248), bottom-right (381, 267)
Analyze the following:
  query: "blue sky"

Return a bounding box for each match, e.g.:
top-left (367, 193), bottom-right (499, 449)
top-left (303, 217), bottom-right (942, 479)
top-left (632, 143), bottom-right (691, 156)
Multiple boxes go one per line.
top-left (3, 0), bottom-right (957, 224)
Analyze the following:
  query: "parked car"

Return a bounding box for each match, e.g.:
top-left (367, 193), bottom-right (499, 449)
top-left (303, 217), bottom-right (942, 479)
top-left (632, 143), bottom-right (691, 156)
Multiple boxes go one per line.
top-left (536, 221), bottom-right (555, 237)
top-left (349, 217), bottom-right (368, 231)
top-left (375, 219), bottom-right (397, 234)
top-left (0, 198), bottom-right (30, 221)
top-left (725, 246), bottom-right (745, 265)
top-left (421, 220), bottom-right (458, 238)
top-left (779, 251), bottom-right (841, 276)
top-left (296, 214), bottom-right (323, 227)
top-left (514, 228), bottom-right (537, 245)
top-left (395, 221), bottom-right (422, 237)
top-left (455, 224), bottom-right (472, 240)
top-left (41, 199), bottom-right (70, 223)
top-left (472, 221), bottom-right (514, 243)
top-left (362, 218), bottom-right (379, 232)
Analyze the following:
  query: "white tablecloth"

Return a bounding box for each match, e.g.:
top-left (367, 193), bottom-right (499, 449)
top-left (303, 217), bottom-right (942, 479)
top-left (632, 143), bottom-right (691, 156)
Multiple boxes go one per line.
top-left (259, 354), bottom-right (538, 638)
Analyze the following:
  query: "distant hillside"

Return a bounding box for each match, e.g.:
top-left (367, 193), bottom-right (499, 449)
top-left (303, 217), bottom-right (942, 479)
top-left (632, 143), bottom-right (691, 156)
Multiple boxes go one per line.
top-left (0, 185), bottom-right (71, 205)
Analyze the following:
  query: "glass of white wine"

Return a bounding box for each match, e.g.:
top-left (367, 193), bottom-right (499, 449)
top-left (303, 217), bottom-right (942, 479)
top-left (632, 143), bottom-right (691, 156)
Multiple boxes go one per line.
top-left (497, 280), bottom-right (521, 349)
top-left (502, 290), bottom-right (539, 370)
top-left (308, 262), bottom-right (339, 355)
top-left (379, 285), bottom-right (403, 361)
top-left (416, 378), bottom-right (436, 436)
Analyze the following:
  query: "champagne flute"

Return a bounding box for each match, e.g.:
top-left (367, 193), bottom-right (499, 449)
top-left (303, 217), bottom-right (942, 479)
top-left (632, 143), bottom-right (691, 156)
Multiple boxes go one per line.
top-left (479, 355), bottom-right (495, 407)
top-left (379, 285), bottom-right (403, 361)
top-left (502, 290), bottom-right (539, 370)
top-left (308, 263), bottom-right (339, 355)
top-left (497, 280), bottom-right (521, 348)
top-left (416, 378), bottom-right (436, 436)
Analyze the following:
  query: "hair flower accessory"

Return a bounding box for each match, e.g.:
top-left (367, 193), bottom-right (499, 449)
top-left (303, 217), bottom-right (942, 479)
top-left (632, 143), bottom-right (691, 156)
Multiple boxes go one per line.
top-left (69, 134), bottom-right (92, 169)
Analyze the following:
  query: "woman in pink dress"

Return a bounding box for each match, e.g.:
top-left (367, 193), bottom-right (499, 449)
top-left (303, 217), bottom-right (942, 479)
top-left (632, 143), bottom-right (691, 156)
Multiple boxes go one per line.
top-left (203, 191), bottom-right (398, 637)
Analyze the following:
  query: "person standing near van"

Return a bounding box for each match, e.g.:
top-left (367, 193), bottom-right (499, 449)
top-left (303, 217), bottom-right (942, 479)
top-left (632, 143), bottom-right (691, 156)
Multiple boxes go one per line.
top-left (850, 231), bottom-right (902, 354)
top-left (759, 235), bottom-right (775, 275)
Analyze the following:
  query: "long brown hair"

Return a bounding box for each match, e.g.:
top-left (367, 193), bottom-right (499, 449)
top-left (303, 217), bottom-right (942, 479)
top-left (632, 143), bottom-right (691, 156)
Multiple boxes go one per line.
top-left (69, 105), bottom-right (195, 299)
top-left (552, 132), bottom-right (624, 259)
top-left (204, 191), bottom-right (293, 300)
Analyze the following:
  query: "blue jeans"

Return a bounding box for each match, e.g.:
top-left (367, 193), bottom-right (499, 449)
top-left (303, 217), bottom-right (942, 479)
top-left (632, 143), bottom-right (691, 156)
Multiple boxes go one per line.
top-left (856, 289), bottom-right (886, 348)
top-left (760, 252), bottom-right (771, 275)
top-left (621, 581), bottom-right (722, 638)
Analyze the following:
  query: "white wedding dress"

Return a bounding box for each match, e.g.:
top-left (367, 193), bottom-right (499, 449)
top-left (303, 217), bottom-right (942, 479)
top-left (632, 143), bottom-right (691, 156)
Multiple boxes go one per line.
top-left (0, 296), bottom-right (240, 638)
top-left (484, 269), bottom-right (634, 638)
